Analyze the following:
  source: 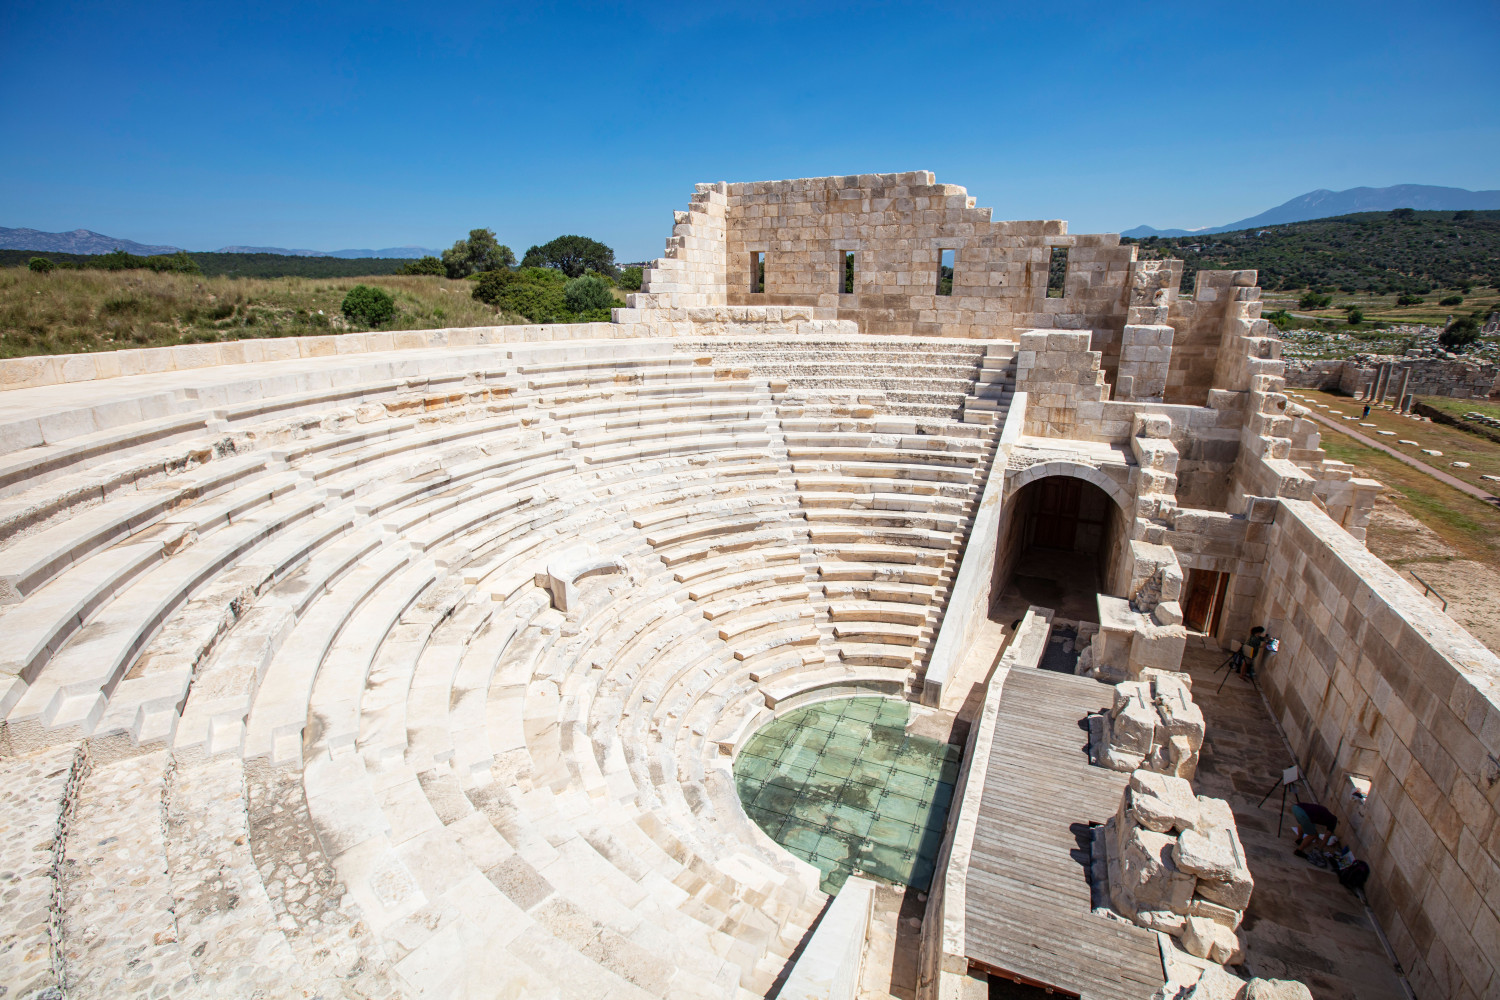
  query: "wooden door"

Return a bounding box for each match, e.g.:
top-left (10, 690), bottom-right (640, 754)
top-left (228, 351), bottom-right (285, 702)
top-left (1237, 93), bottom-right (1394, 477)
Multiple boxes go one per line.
top-left (1030, 478), bottom-right (1082, 550)
top-left (1182, 569), bottom-right (1229, 634)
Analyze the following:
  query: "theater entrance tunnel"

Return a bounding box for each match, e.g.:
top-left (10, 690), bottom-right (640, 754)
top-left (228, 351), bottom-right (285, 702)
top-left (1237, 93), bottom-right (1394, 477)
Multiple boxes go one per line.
top-left (993, 473), bottom-right (1131, 624)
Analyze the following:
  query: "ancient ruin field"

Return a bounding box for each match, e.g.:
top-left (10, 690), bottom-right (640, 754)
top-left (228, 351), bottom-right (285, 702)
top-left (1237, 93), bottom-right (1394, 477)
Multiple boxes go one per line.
top-left (0, 268), bottom-right (526, 358)
top-left (1291, 388), bottom-right (1500, 652)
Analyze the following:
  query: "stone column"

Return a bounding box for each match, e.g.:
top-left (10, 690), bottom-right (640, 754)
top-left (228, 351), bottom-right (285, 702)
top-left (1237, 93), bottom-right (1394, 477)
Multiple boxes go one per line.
top-left (1393, 368), bottom-right (1410, 410)
top-left (1373, 364), bottom-right (1388, 405)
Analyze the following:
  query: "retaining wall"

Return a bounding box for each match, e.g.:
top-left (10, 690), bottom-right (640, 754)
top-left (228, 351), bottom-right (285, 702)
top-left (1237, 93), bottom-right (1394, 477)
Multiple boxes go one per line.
top-left (1252, 498), bottom-right (1500, 1000)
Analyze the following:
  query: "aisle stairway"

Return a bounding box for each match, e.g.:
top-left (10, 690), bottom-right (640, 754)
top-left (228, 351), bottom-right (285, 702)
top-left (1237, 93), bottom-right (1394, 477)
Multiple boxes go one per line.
top-left (0, 335), bottom-right (1015, 999)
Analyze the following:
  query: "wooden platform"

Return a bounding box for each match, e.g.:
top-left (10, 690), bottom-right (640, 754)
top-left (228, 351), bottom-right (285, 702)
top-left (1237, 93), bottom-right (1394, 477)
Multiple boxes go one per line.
top-left (963, 666), bottom-right (1163, 999)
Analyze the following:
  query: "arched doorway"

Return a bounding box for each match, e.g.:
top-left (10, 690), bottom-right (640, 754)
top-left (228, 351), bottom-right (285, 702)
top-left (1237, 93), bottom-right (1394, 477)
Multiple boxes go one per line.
top-left (993, 471), bottom-right (1132, 623)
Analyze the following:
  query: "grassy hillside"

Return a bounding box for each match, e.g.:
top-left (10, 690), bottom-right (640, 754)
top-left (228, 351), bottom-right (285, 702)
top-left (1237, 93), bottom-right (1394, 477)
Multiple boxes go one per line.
top-left (0, 270), bottom-right (523, 358)
top-left (0, 248), bottom-right (409, 278)
top-left (1126, 209), bottom-right (1500, 294)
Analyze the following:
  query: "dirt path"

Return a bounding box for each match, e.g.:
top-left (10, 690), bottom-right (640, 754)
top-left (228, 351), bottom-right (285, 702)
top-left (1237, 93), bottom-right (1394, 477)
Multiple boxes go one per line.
top-left (1305, 409), bottom-right (1500, 506)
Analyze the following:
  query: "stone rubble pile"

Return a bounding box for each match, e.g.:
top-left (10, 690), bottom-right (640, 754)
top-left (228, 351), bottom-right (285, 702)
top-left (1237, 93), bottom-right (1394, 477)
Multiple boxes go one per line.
top-left (1155, 964), bottom-right (1314, 1000)
top-left (1093, 671), bottom-right (1205, 779)
top-left (1103, 770), bottom-right (1253, 964)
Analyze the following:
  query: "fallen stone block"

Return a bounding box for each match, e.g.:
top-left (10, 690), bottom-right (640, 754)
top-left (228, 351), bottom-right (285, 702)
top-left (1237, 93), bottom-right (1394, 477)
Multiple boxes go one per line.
top-left (1126, 770), bottom-right (1199, 833)
top-left (1120, 826), bottom-right (1196, 914)
top-left (1242, 980), bottom-right (1314, 1000)
top-left (1183, 914), bottom-right (1242, 964)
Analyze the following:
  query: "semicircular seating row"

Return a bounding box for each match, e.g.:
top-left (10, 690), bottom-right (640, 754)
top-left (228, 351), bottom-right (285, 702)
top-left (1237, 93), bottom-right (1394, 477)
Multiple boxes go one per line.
top-left (0, 334), bottom-right (1014, 1000)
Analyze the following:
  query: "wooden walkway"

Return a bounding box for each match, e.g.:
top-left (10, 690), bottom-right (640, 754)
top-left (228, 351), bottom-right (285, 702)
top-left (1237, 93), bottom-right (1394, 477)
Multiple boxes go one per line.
top-left (964, 667), bottom-right (1163, 999)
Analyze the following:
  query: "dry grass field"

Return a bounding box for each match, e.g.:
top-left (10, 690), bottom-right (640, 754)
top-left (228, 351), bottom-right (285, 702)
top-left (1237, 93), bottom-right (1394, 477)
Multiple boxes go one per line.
top-left (0, 269), bottom-right (528, 359)
top-left (1261, 286), bottom-right (1500, 328)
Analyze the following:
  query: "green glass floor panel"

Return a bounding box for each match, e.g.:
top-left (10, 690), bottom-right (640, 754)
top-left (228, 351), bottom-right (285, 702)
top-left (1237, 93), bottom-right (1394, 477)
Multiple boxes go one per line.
top-left (733, 696), bottom-right (963, 894)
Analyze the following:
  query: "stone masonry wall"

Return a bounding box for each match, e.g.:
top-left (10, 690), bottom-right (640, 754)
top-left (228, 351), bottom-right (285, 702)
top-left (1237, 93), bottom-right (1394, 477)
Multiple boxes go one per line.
top-left (1252, 498), bottom-right (1500, 1000)
top-left (1282, 355), bottom-right (1500, 400)
top-left (716, 172), bottom-right (1140, 340)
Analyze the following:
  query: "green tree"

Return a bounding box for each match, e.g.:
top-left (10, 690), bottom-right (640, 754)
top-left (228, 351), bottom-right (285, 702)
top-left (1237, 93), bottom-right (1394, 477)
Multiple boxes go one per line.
top-left (1346, 308), bottom-right (1363, 324)
top-left (1298, 292), bottom-right (1332, 309)
top-left (520, 235), bottom-right (616, 278)
top-left (341, 285), bottom-right (396, 327)
top-left (1438, 316), bottom-right (1479, 351)
top-left (619, 265), bottom-right (644, 291)
top-left (1396, 293), bottom-right (1425, 306)
top-left (442, 229), bottom-right (515, 278)
top-left (564, 274), bottom-right (614, 314)
top-left (28, 257), bottom-right (55, 274)
top-left (1439, 294), bottom-right (1464, 306)
top-left (398, 255), bottom-right (445, 276)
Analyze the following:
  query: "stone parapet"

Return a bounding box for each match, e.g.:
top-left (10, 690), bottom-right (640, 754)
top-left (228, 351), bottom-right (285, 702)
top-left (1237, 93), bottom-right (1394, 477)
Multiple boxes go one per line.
top-left (0, 322), bottom-right (637, 394)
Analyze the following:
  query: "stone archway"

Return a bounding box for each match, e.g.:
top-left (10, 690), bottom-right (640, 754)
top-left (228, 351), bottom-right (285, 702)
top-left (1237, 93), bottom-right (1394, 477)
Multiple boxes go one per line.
top-left (1003, 460), bottom-right (1133, 515)
top-left (994, 463), bottom-right (1137, 620)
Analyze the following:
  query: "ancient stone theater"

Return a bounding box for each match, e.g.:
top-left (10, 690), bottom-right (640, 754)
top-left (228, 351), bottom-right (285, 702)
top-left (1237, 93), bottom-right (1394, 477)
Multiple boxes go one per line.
top-left (0, 174), bottom-right (1495, 1000)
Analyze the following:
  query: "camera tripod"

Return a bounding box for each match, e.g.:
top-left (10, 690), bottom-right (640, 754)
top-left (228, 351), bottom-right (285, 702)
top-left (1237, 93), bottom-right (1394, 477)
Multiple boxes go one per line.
top-left (1214, 645), bottom-right (1258, 693)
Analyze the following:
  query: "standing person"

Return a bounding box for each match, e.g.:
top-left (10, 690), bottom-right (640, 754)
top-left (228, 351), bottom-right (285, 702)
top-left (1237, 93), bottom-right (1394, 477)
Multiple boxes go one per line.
top-left (1362, 403), bottom-right (1371, 419)
top-left (1239, 626), bottom-right (1267, 676)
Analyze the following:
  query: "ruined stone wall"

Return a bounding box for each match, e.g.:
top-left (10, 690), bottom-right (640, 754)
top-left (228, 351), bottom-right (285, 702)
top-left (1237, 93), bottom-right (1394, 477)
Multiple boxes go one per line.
top-left (1011, 328), bottom-right (1244, 507)
top-left (1282, 354), bottom-right (1500, 400)
top-left (1162, 271), bottom-right (1246, 406)
top-left (1252, 499), bottom-right (1500, 1000)
top-left (717, 172), bottom-right (1139, 340)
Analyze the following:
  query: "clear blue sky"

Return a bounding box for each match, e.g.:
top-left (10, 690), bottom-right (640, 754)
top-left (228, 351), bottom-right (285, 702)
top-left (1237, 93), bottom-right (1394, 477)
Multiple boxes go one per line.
top-left (2, 1), bottom-right (1497, 261)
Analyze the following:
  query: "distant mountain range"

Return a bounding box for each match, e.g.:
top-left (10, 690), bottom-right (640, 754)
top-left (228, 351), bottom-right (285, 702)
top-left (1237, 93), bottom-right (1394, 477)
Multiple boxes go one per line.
top-left (0, 227), bottom-right (184, 256)
top-left (0, 227), bottom-right (438, 259)
top-left (1122, 184), bottom-right (1500, 239)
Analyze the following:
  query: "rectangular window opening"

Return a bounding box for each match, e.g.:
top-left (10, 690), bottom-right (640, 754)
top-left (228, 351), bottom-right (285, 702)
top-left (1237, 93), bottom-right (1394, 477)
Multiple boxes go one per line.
top-left (751, 252), bottom-right (765, 294)
top-left (1047, 247), bottom-right (1068, 298)
top-left (937, 249), bottom-right (955, 296)
top-left (842, 252), bottom-right (855, 295)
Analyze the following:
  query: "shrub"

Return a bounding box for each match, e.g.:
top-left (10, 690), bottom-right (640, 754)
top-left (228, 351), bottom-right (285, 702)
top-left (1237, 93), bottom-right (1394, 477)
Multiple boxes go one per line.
top-left (564, 275), bottom-right (614, 314)
top-left (472, 269), bottom-right (568, 322)
top-left (1438, 316), bottom-right (1480, 350)
top-left (1263, 309), bottom-right (1292, 328)
top-left (516, 266), bottom-right (564, 285)
top-left (1439, 294), bottom-right (1464, 306)
top-left (619, 266), bottom-right (643, 291)
top-left (1347, 308), bottom-right (1363, 324)
top-left (495, 282), bottom-right (568, 323)
top-left (154, 251), bottom-right (202, 275)
top-left (398, 255), bottom-right (445, 276)
top-left (28, 257), bottom-right (54, 274)
top-left (341, 284), bottom-right (396, 327)
top-left (471, 269), bottom-right (515, 305)
top-left (1396, 293), bottom-right (1425, 306)
top-left (1298, 292), bottom-right (1332, 309)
